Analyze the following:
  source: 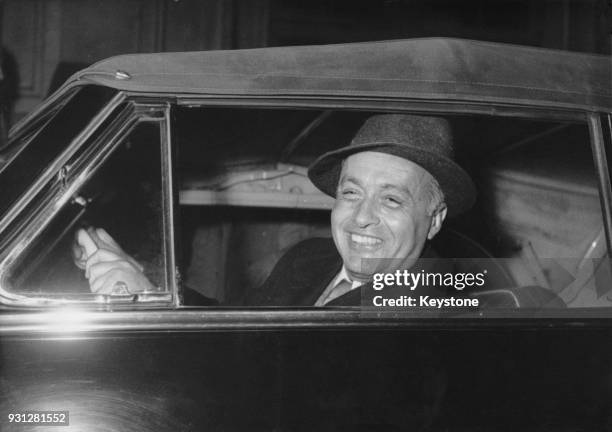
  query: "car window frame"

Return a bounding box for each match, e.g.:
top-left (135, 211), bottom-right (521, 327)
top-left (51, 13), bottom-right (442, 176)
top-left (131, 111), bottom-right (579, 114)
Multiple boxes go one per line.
top-left (593, 112), bottom-right (612, 249)
top-left (0, 91), bottom-right (175, 308)
top-left (166, 96), bottom-right (612, 320)
top-left (1, 90), bottom-right (612, 330)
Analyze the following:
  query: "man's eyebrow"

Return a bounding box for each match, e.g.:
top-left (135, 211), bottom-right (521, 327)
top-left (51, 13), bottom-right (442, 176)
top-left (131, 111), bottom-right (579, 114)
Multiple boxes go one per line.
top-left (338, 177), bottom-right (413, 196)
top-left (338, 175), bottom-right (362, 186)
top-left (380, 183), bottom-right (412, 196)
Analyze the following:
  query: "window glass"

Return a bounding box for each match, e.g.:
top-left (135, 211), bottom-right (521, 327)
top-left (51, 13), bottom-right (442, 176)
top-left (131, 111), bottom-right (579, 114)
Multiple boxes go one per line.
top-left (1, 122), bottom-right (165, 297)
top-left (174, 107), bottom-right (610, 311)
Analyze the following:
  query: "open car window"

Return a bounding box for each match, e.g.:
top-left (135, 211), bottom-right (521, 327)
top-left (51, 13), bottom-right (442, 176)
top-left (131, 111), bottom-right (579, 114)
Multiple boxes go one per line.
top-left (174, 106), bottom-right (612, 312)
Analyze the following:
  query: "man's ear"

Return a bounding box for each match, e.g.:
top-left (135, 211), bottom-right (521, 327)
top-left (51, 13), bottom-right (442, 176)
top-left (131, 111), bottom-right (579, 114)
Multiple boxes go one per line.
top-left (427, 205), bottom-right (448, 240)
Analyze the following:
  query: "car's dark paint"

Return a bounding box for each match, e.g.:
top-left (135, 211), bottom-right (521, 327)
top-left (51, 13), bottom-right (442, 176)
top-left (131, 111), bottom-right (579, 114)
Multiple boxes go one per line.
top-left (2, 329), bottom-right (612, 431)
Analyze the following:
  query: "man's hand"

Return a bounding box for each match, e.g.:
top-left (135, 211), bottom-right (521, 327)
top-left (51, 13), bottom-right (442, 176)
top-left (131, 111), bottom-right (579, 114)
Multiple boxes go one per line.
top-left (72, 227), bottom-right (155, 294)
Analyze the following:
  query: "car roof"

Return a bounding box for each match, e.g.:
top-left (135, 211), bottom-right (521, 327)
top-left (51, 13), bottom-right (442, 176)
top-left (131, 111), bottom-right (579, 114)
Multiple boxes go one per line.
top-left (64, 38), bottom-right (612, 111)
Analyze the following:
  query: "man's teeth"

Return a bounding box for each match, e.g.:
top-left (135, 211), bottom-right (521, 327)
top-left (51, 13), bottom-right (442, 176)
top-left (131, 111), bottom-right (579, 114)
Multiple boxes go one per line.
top-left (350, 234), bottom-right (382, 245)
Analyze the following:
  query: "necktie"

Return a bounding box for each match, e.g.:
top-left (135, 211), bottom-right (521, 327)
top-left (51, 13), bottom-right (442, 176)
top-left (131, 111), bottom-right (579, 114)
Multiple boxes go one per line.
top-left (322, 279), bottom-right (353, 305)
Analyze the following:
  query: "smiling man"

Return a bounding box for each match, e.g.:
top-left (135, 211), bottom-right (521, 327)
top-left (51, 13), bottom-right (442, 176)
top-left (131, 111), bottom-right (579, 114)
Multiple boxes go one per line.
top-left (245, 114), bottom-right (476, 306)
top-left (331, 152), bottom-right (445, 284)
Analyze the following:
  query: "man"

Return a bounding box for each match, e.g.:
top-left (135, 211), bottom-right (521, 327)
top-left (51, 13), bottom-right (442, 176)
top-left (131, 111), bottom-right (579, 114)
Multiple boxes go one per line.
top-left (74, 114), bottom-right (476, 304)
top-left (244, 114), bottom-right (475, 306)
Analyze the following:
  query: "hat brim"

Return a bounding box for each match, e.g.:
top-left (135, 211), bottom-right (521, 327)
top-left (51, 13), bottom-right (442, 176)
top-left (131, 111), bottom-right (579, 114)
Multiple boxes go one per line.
top-left (307, 143), bottom-right (476, 217)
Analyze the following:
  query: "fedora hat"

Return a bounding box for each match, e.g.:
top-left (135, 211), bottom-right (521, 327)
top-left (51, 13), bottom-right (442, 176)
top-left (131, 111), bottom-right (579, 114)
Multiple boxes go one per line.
top-left (307, 114), bottom-right (476, 216)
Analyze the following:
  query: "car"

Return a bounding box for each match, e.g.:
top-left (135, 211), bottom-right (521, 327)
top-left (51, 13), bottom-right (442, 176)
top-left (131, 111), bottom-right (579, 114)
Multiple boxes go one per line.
top-left (0, 38), bottom-right (611, 431)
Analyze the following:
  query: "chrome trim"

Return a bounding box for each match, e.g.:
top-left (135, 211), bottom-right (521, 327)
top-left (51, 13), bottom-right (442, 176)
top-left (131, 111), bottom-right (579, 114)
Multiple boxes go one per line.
top-left (160, 103), bottom-right (179, 307)
top-left (1, 308), bottom-right (612, 335)
top-left (173, 95), bottom-right (589, 121)
top-left (0, 92), bottom-right (126, 236)
top-left (71, 90), bottom-right (590, 121)
top-left (588, 113), bottom-right (612, 251)
top-left (0, 292), bottom-right (172, 309)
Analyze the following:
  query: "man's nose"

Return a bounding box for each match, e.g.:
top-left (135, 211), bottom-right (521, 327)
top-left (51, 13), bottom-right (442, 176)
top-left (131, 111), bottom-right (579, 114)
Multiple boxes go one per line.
top-left (353, 198), bottom-right (380, 227)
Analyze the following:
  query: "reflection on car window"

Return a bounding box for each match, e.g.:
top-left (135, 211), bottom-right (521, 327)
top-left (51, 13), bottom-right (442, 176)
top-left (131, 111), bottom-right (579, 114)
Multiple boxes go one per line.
top-left (2, 122), bottom-right (165, 297)
top-left (174, 107), bottom-right (610, 310)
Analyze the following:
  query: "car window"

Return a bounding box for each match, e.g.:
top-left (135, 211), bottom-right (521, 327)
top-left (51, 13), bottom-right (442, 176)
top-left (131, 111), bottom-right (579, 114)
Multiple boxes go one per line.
top-left (174, 106), bottom-right (611, 311)
top-left (0, 103), bottom-right (609, 312)
top-left (0, 121), bottom-right (168, 301)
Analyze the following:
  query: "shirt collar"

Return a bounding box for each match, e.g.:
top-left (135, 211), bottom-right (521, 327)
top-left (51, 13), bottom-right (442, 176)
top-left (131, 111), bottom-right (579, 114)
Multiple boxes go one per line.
top-left (331, 266), bottom-right (364, 290)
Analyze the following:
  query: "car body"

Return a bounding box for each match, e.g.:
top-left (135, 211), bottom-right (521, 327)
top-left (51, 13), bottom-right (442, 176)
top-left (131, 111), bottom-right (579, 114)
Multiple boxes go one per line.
top-left (0, 38), bottom-right (611, 431)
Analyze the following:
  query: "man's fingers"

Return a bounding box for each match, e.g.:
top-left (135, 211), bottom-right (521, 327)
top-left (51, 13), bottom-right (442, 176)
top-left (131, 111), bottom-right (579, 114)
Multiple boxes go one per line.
top-left (87, 227), bottom-right (114, 252)
top-left (75, 226), bottom-right (151, 294)
top-left (90, 267), bottom-right (155, 294)
top-left (86, 226), bottom-right (102, 247)
top-left (76, 228), bottom-right (98, 258)
top-left (83, 237), bottom-right (145, 278)
top-left (88, 260), bottom-right (132, 282)
top-left (85, 249), bottom-right (124, 278)
top-left (90, 271), bottom-right (115, 294)
top-left (90, 270), bottom-right (127, 295)
top-left (95, 227), bottom-right (122, 251)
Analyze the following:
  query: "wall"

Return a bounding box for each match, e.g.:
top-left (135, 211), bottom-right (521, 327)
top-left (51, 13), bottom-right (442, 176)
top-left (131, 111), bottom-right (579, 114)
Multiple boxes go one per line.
top-left (1, 0), bottom-right (269, 119)
top-left (1, 0), bottom-right (610, 121)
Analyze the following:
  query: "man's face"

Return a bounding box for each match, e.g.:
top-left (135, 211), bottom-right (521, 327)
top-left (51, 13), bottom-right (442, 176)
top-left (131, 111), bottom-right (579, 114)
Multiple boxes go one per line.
top-left (331, 151), bottom-right (445, 282)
